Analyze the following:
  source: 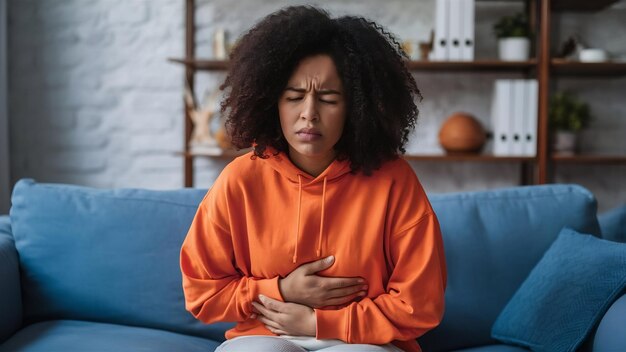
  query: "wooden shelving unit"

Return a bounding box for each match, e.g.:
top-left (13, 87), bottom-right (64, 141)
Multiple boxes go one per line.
top-left (173, 0), bottom-right (624, 187)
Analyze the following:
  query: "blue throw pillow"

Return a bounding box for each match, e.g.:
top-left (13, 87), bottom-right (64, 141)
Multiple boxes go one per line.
top-left (491, 228), bottom-right (626, 352)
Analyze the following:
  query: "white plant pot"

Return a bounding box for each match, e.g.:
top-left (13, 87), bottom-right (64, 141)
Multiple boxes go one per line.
top-left (498, 37), bottom-right (530, 61)
top-left (552, 131), bottom-right (578, 155)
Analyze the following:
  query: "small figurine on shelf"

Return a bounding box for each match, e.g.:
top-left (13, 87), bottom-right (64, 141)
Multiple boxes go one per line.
top-left (557, 35), bottom-right (585, 61)
top-left (184, 83), bottom-right (223, 155)
top-left (557, 35), bottom-right (609, 63)
top-left (419, 30), bottom-right (434, 61)
top-left (402, 31), bottom-right (434, 61)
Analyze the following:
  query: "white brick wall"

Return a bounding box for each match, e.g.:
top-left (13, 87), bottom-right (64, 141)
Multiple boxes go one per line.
top-left (7, 0), bottom-right (626, 212)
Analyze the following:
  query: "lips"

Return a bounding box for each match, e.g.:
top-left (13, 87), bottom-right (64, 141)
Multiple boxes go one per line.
top-left (295, 128), bottom-right (322, 142)
top-left (296, 128), bottom-right (322, 136)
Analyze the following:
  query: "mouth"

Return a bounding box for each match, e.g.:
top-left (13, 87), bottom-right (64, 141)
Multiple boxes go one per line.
top-left (295, 128), bottom-right (322, 142)
top-left (296, 128), bottom-right (322, 136)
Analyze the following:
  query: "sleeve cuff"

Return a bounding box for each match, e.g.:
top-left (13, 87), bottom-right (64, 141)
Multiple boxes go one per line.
top-left (315, 308), bottom-right (349, 341)
top-left (248, 276), bottom-right (284, 313)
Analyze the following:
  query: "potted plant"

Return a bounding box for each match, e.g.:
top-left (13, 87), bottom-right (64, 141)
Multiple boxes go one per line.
top-left (549, 92), bottom-right (591, 154)
top-left (493, 13), bottom-right (531, 61)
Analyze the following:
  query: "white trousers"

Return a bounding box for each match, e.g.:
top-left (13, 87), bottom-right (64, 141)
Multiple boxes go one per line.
top-left (215, 335), bottom-right (404, 352)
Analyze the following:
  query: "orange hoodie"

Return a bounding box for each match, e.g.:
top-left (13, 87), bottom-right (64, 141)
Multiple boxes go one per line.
top-left (180, 148), bottom-right (446, 352)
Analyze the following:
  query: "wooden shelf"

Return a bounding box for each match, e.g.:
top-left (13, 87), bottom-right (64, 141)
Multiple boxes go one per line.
top-left (407, 60), bottom-right (536, 72)
top-left (169, 58), bottom-right (230, 70)
top-left (551, 0), bottom-right (619, 12)
top-left (551, 59), bottom-right (626, 76)
top-left (169, 57), bottom-right (536, 73)
top-left (477, 0), bottom-right (619, 12)
top-left (403, 154), bottom-right (535, 162)
top-left (551, 154), bottom-right (626, 164)
top-left (179, 149), bottom-right (250, 158)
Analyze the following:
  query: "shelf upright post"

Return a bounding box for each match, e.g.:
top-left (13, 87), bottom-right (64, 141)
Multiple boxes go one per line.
top-left (537, 0), bottom-right (551, 184)
top-left (184, 0), bottom-right (195, 187)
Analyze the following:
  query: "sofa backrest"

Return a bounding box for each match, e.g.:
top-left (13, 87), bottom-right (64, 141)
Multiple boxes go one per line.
top-left (9, 179), bottom-right (234, 342)
top-left (418, 184), bottom-right (600, 351)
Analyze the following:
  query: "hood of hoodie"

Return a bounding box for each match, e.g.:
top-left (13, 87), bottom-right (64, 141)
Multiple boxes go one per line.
top-left (260, 147), bottom-right (352, 263)
top-left (260, 146), bottom-right (352, 186)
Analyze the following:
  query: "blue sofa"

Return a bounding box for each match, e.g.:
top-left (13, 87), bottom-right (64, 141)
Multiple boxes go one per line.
top-left (0, 179), bottom-right (624, 352)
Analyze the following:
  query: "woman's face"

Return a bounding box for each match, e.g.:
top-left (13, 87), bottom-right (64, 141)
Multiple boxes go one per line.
top-left (278, 54), bottom-right (346, 171)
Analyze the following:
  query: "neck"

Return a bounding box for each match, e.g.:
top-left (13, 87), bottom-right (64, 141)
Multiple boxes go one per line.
top-left (288, 149), bottom-right (336, 177)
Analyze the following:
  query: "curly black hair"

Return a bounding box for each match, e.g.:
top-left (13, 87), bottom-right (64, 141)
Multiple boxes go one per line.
top-left (220, 6), bottom-right (421, 175)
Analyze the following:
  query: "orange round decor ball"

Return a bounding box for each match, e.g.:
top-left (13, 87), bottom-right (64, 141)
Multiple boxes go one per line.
top-left (438, 112), bottom-right (486, 154)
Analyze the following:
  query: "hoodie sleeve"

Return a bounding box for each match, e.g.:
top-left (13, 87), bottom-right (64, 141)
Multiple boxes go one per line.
top-left (180, 186), bottom-right (284, 324)
top-left (315, 212), bottom-right (446, 344)
top-left (316, 162), bottom-right (447, 344)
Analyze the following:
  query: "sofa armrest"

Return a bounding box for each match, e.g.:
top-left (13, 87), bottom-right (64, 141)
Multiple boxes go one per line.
top-left (0, 215), bottom-right (22, 343)
top-left (592, 293), bottom-right (626, 351)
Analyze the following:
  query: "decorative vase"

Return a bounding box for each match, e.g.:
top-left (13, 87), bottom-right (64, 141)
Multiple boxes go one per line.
top-left (438, 112), bottom-right (486, 154)
top-left (552, 130), bottom-right (578, 155)
top-left (498, 37), bottom-right (530, 61)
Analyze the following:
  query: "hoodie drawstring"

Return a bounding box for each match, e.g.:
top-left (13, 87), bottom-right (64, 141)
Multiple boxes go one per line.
top-left (293, 175), bottom-right (303, 263)
top-left (317, 177), bottom-right (327, 257)
top-left (292, 175), bottom-right (328, 264)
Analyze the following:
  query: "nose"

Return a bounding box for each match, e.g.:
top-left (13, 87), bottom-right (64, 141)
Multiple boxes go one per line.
top-left (300, 96), bottom-right (319, 121)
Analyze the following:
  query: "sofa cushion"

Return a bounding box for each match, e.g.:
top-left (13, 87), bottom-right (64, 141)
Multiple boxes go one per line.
top-left (598, 204), bottom-right (626, 243)
top-left (491, 228), bottom-right (626, 352)
top-left (9, 179), bottom-right (233, 341)
top-left (0, 320), bottom-right (221, 352)
top-left (418, 184), bottom-right (600, 352)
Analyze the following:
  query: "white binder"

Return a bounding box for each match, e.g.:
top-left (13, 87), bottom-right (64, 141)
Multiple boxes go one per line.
top-left (493, 80), bottom-right (512, 156)
top-left (432, 0), bottom-right (450, 61)
top-left (511, 80), bottom-right (526, 155)
top-left (461, 0), bottom-right (475, 61)
top-left (448, 0), bottom-right (462, 61)
top-left (524, 80), bottom-right (539, 156)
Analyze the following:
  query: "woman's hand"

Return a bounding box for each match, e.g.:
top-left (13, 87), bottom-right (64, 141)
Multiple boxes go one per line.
top-left (252, 295), bottom-right (316, 336)
top-left (279, 256), bottom-right (368, 308)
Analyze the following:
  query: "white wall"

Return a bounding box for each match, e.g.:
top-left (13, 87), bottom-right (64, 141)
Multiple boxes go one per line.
top-left (0, 0), bottom-right (9, 214)
top-left (7, 0), bottom-right (626, 212)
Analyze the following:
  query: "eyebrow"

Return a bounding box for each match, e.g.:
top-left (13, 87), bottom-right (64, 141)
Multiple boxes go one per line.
top-left (285, 87), bottom-right (342, 95)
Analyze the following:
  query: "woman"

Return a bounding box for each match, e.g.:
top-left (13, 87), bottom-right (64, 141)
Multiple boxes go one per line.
top-left (180, 6), bottom-right (446, 352)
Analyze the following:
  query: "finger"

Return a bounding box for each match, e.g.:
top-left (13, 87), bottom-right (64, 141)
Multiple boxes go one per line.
top-left (257, 315), bottom-right (282, 330)
top-left (258, 295), bottom-right (286, 312)
top-left (322, 291), bottom-right (367, 307)
top-left (301, 255), bottom-right (335, 274)
top-left (317, 277), bottom-right (366, 290)
top-left (325, 285), bottom-right (368, 299)
top-left (252, 302), bottom-right (280, 321)
top-left (326, 284), bottom-right (368, 299)
top-left (265, 325), bottom-right (288, 336)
